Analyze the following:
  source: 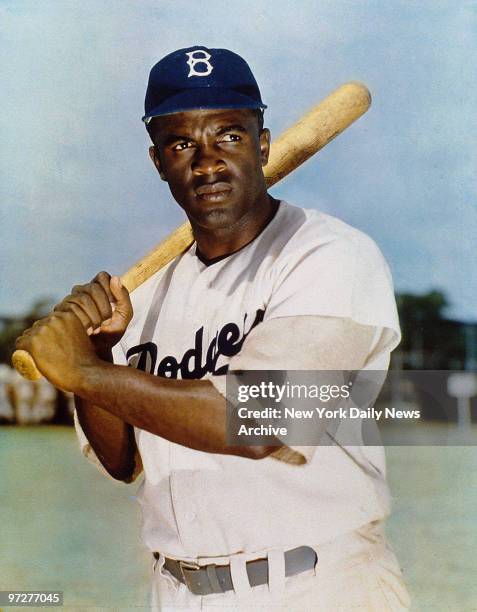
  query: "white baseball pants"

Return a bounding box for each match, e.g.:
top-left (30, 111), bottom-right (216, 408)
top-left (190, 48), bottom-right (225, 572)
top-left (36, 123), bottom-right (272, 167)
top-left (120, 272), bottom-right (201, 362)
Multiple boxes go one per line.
top-left (150, 521), bottom-right (411, 611)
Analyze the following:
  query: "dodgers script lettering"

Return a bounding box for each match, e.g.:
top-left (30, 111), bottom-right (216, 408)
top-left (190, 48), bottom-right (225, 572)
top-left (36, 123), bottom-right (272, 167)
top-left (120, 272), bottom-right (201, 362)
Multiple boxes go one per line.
top-left (125, 309), bottom-right (264, 379)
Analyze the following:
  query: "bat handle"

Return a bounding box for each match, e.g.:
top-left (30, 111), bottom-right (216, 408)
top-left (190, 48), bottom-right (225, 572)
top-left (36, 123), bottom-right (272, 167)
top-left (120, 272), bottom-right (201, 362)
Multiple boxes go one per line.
top-left (11, 350), bottom-right (42, 381)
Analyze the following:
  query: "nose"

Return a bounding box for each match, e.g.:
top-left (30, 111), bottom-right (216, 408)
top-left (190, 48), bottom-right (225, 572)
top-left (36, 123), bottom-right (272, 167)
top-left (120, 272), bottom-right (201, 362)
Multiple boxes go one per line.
top-left (192, 143), bottom-right (226, 177)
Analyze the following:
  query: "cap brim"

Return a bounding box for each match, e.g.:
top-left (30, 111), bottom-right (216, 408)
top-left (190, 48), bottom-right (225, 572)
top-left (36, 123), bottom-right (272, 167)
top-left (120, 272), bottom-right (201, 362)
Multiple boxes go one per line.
top-left (142, 87), bottom-right (266, 122)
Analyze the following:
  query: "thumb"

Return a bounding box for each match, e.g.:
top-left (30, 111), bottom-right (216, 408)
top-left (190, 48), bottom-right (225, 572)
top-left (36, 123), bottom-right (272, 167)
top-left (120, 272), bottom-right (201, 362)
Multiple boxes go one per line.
top-left (107, 276), bottom-right (133, 323)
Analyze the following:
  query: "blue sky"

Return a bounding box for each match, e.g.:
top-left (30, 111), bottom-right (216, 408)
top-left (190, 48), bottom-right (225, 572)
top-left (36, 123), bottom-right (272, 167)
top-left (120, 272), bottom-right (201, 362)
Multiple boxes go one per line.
top-left (1, 0), bottom-right (476, 321)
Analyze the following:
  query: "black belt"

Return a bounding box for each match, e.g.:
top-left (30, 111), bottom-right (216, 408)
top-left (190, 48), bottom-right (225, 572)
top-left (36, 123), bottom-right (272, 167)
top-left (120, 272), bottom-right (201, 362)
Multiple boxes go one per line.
top-left (153, 546), bottom-right (317, 596)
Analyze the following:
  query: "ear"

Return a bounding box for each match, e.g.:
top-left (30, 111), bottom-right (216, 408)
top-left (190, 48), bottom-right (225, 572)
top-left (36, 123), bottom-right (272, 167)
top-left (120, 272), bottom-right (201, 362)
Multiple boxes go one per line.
top-left (259, 128), bottom-right (271, 166)
top-left (149, 146), bottom-right (167, 181)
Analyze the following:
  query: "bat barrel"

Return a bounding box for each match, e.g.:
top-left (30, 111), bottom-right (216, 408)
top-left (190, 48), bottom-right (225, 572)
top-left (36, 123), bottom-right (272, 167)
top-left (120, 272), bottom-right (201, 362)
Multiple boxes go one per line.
top-left (264, 82), bottom-right (371, 186)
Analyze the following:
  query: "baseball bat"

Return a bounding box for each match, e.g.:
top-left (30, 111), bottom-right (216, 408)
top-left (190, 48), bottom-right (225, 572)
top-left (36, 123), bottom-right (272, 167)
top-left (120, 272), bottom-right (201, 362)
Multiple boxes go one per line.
top-left (12, 81), bottom-right (371, 381)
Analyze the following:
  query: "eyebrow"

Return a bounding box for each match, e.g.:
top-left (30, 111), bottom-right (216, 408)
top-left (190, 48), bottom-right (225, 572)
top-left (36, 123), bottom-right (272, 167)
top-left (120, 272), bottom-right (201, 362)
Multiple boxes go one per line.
top-left (162, 134), bottom-right (193, 146)
top-left (216, 124), bottom-right (247, 135)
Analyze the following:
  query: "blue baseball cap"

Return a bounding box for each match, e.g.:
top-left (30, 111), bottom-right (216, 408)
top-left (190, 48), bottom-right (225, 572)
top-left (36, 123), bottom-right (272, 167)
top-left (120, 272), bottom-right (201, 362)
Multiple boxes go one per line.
top-left (142, 45), bottom-right (267, 123)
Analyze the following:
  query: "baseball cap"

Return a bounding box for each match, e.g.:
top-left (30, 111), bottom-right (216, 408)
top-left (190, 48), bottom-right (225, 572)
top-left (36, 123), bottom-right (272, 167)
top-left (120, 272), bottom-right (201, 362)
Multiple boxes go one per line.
top-left (142, 45), bottom-right (267, 123)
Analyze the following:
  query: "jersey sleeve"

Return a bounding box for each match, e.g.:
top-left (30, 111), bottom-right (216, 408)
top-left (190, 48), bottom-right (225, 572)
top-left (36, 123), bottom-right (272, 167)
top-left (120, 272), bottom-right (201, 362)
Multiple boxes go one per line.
top-left (265, 230), bottom-right (401, 354)
top-left (206, 315), bottom-right (381, 465)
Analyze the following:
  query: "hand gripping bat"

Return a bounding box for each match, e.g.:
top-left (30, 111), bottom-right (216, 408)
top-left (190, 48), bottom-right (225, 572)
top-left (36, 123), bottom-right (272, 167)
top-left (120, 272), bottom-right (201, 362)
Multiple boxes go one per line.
top-left (12, 82), bottom-right (371, 381)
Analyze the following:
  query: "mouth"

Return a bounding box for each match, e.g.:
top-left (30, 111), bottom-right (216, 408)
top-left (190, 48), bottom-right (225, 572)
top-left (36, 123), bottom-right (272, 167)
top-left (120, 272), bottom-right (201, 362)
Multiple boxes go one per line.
top-left (195, 182), bottom-right (232, 202)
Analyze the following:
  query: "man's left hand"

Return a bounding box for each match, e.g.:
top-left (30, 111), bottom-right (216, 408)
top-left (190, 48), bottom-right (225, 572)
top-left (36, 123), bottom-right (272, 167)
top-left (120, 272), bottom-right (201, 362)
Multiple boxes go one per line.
top-left (15, 310), bottom-right (100, 392)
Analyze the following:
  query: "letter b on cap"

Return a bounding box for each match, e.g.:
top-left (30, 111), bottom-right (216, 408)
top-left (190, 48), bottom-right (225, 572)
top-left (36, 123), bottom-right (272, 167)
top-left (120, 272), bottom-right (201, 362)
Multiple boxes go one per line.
top-left (186, 50), bottom-right (213, 77)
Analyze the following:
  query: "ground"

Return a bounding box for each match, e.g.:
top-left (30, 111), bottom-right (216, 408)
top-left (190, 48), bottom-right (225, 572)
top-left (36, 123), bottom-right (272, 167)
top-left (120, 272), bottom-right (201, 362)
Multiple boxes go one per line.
top-left (1, 425), bottom-right (476, 610)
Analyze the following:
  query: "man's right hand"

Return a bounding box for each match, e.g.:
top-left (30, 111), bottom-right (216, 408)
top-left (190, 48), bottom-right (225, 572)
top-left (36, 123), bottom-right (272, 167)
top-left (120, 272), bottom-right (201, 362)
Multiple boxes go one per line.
top-left (54, 271), bottom-right (133, 355)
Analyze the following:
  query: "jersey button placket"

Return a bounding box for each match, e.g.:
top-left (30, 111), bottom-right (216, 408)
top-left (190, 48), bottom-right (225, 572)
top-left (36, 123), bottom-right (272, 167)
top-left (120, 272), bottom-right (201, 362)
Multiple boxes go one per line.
top-left (169, 466), bottom-right (200, 553)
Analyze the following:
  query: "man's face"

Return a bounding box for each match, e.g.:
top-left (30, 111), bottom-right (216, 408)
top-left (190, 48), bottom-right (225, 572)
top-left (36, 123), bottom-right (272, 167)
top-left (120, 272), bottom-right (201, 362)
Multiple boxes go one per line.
top-left (149, 108), bottom-right (270, 230)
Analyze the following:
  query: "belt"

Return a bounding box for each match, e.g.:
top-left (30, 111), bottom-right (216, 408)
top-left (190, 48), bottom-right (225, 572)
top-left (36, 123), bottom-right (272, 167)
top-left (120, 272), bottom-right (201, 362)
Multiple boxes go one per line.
top-left (153, 546), bottom-right (317, 596)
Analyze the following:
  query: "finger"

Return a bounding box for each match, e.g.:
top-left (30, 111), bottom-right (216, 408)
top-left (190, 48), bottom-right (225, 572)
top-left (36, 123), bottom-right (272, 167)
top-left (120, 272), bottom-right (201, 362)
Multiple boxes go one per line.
top-left (55, 293), bottom-right (102, 325)
top-left (54, 301), bottom-right (92, 331)
top-left (29, 316), bottom-right (55, 331)
top-left (104, 276), bottom-right (133, 327)
top-left (15, 334), bottom-right (30, 351)
top-left (71, 283), bottom-right (88, 295)
top-left (62, 294), bottom-right (103, 329)
top-left (71, 282), bottom-right (112, 321)
top-left (92, 271), bottom-right (115, 303)
top-left (88, 282), bottom-right (114, 320)
top-left (48, 309), bottom-right (87, 333)
top-left (15, 326), bottom-right (34, 348)
top-left (39, 312), bottom-right (62, 325)
top-left (14, 319), bottom-right (49, 348)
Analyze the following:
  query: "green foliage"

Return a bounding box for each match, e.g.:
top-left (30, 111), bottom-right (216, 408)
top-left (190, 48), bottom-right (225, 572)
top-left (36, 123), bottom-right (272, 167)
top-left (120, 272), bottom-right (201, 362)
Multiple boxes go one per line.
top-left (395, 290), bottom-right (466, 369)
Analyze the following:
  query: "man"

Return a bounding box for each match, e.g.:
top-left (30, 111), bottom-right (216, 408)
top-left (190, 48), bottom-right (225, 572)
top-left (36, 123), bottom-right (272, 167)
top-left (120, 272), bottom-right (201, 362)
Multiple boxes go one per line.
top-left (16, 46), bottom-right (410, 610)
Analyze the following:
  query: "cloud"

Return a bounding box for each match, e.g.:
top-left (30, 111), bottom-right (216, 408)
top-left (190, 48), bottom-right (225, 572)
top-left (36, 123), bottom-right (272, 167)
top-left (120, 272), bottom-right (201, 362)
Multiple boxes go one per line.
top-left (1, 0), bottom-right (475, 321)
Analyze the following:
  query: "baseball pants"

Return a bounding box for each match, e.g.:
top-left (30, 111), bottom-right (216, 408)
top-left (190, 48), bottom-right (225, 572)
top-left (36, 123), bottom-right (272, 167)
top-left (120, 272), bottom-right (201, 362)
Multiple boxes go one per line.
top-left (150, 521), bottom-right (411, 611)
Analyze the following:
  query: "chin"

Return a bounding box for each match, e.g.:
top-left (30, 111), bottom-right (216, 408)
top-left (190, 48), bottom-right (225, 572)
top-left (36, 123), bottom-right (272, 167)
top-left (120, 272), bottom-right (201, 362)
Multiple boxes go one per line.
top-left (186, 197), bottom-right (243, 228)
top-left (191, 207), bottom-right (236, 230)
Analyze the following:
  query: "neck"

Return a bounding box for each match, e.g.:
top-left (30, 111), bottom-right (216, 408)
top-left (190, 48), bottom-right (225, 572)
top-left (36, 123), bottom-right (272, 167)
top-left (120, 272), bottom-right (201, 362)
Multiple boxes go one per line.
top-left (191, 192), bottom-right (277, 260)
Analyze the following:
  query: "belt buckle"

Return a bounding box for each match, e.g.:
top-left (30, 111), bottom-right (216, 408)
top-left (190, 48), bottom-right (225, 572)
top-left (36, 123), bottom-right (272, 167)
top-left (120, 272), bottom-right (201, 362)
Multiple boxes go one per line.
top-left (179, 559), bottom-right (201, 592)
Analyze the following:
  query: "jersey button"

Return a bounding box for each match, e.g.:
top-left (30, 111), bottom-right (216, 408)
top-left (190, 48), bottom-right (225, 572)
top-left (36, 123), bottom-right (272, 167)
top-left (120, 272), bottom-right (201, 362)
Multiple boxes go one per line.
top-left (185, 511), bottom-right (196, 522)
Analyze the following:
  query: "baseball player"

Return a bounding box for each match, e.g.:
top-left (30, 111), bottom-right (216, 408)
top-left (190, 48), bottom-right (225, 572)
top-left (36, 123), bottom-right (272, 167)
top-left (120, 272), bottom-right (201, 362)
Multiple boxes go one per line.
top-left (16, 46), bottom-right (410, 610)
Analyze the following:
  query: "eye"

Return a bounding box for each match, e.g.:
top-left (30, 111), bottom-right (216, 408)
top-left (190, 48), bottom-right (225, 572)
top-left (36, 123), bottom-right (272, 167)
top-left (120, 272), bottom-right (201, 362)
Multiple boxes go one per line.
top-left (219, 133), bottom-right (241, 143)
top-left (172, 140), bottom-right (194, 151)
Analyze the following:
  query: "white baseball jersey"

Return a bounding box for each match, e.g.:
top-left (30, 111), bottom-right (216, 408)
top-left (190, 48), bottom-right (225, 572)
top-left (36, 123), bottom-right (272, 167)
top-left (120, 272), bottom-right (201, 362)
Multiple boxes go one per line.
top-left (75, 201), bottom-right (401, 560)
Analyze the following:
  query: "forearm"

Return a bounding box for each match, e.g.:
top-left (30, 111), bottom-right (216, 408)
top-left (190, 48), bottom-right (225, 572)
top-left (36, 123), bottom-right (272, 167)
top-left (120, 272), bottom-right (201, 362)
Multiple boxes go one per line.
top-left (74, 347), bottom-right (137, 481)
top-left (74, 360), bottom-right (274, 459)
top-left (75, 396), bottom-right (137, 480)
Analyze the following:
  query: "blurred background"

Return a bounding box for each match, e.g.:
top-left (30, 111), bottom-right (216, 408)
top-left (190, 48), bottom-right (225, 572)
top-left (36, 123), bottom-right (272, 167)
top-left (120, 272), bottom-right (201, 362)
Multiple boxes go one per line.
top-left (1, 1), bottom-right (476, 609)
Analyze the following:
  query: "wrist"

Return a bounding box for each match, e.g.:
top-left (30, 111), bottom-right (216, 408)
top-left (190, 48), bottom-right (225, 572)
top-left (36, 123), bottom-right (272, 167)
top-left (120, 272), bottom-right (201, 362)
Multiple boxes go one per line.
top-left (91, 335), bottom-right (122, 360)
top-left (94, 345), bottom-right (114, 362)
top-left (72, 357), bottom-right (114, 398)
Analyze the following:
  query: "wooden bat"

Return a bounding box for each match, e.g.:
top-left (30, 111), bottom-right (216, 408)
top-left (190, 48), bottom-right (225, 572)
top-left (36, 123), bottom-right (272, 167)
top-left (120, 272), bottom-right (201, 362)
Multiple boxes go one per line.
top-left (12, 81), bottom-right (371, 381)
